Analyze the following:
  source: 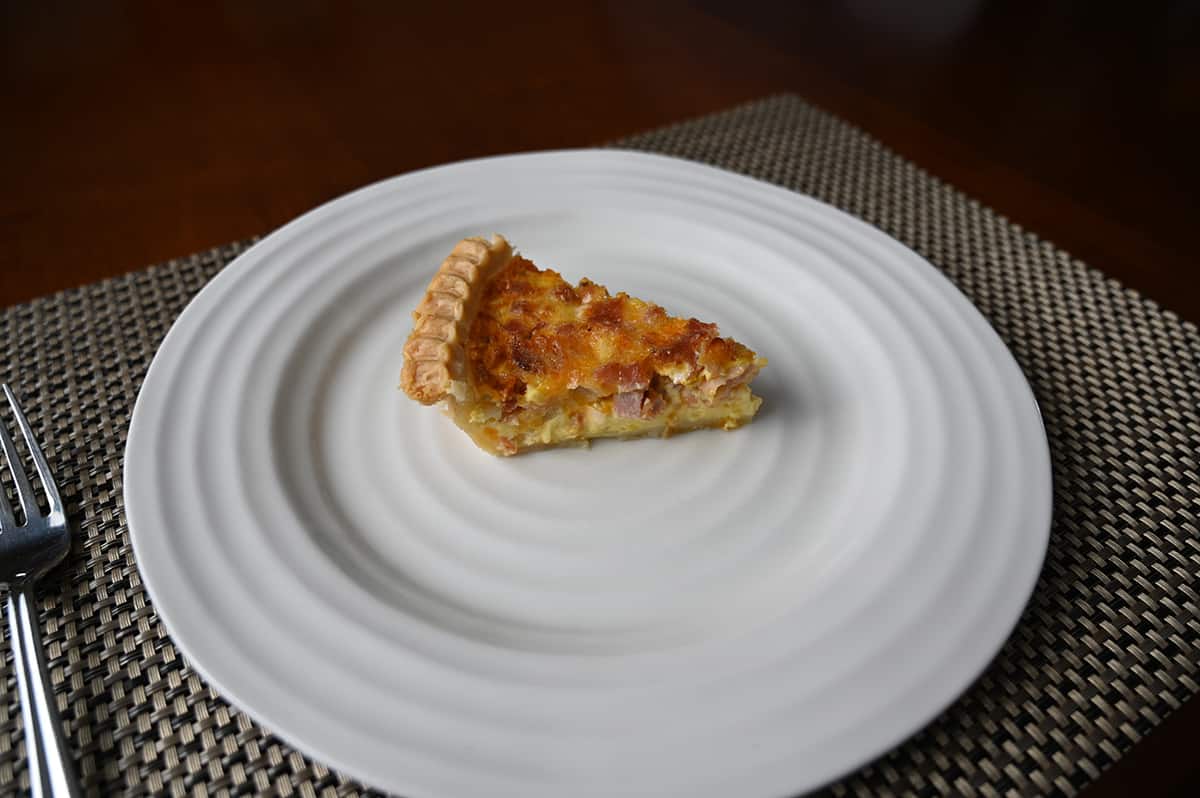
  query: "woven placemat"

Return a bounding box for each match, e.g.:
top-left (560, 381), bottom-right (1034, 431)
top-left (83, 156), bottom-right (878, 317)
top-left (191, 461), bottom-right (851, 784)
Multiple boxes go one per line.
top-left (1, 94), bottom-right (1197, 797)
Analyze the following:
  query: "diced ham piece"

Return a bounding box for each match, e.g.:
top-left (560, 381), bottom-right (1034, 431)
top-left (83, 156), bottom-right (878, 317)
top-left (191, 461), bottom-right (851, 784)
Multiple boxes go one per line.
top-left (614, 391), bottom-right (644, 418)
top-left (642, 390), bottom-right (666, 418)
top-left (614, 389), bottom-right (666, 419)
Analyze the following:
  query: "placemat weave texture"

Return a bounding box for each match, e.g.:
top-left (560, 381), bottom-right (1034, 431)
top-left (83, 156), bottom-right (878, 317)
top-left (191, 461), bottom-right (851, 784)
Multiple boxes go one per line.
top-left (1, 94), bottom-right (1197, 797)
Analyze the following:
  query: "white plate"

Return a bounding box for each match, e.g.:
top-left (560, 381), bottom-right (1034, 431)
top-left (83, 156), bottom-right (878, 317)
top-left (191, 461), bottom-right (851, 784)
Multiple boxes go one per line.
top-left (124, 150), bottom-right (1051, 797)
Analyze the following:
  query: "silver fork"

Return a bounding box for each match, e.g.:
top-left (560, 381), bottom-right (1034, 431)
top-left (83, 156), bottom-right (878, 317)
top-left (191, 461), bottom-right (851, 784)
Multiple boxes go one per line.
top-left (0, 385), bottom-right (81, 798)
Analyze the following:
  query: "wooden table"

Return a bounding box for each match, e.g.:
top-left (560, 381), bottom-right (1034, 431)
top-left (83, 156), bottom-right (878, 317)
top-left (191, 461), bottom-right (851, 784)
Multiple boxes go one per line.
top-left (3, 2), bottom-right (1196, 795)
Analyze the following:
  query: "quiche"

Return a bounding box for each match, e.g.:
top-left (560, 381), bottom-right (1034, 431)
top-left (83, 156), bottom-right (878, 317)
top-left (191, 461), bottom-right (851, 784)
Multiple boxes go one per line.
top-left (400, 235), bottom-right (766, 456)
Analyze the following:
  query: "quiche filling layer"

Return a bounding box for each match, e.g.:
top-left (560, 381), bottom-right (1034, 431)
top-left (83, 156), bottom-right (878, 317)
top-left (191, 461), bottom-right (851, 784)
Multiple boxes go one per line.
top-left (401, 236), bottom-right (766, 456)
top-left (459, 378), bottom-right (762, 455)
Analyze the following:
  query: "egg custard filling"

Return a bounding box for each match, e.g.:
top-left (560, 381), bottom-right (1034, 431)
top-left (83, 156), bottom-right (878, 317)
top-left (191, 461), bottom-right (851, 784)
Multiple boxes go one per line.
top-left (400, 235), bottom-right (766, 456)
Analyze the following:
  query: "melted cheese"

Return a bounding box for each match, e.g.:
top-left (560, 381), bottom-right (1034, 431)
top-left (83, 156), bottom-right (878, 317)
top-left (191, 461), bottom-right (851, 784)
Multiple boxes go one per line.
top-left (466, 257), bottom-right (762, 406)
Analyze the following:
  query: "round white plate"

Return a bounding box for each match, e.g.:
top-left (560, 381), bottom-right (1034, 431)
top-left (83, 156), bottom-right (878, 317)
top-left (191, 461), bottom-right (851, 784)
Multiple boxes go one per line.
top-left (125, 150), bottom-right (1051, 797)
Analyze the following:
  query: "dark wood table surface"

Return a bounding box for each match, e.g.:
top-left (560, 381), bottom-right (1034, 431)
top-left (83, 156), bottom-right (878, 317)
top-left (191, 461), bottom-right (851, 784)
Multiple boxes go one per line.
top-left (3, 1), bottom-right (1197, 795)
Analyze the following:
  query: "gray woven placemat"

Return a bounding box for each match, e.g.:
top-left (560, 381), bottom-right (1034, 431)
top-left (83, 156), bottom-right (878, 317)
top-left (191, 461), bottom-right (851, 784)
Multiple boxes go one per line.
top-left (1, 94), bottom-right (1197, 797)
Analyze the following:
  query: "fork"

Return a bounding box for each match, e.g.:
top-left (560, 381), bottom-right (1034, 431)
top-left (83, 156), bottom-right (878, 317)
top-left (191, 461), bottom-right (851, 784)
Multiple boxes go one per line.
top-left (0, 385), bottom-right (81, 798)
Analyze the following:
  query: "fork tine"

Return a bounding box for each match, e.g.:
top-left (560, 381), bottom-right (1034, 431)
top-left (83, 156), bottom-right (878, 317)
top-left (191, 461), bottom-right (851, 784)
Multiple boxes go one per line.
top-left (0, 452), bottom-right (14, 528)
top-left (1, 385), bottom-right (60, 519)
top-left (0, 409), bottom-right (39, 521)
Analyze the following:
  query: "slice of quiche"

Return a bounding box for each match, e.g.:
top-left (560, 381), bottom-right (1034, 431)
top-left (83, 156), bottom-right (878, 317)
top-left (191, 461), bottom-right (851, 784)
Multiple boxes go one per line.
top-left (400, 235), bottom-right (766, 456)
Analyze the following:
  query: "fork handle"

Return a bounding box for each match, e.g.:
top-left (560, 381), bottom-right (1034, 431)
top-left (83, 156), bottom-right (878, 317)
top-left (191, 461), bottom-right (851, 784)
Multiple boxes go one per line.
top-left (6, 584), bottom-right (82, 798)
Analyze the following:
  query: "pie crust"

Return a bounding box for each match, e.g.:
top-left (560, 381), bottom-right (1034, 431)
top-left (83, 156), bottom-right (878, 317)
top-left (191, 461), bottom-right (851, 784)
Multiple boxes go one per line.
top-left (400, 235), bottom-right (514, 406)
